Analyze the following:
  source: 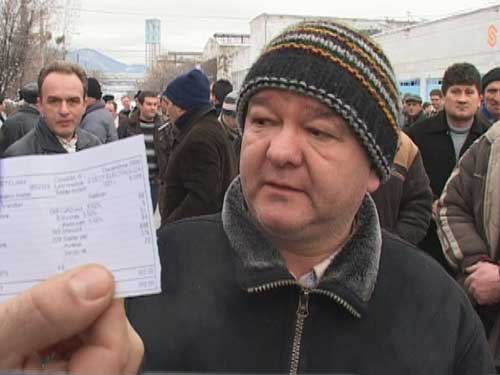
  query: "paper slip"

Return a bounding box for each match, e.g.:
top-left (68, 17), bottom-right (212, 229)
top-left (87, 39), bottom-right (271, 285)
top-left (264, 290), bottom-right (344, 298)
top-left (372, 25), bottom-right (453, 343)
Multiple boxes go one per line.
top-left (0, 135), bottom-right (161, 302)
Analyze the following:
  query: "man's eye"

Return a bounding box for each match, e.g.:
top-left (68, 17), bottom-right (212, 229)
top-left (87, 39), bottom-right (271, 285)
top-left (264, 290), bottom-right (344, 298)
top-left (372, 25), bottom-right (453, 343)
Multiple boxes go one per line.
top-left (307, 128), bottom-right (333, 139)
top-left (252, 117), bottom-right (272, 126)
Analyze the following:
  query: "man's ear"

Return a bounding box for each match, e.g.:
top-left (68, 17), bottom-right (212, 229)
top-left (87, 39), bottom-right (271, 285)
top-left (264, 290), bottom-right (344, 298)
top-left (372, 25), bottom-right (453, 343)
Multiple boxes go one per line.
top-left (366, 168), bottom-right (381, 194)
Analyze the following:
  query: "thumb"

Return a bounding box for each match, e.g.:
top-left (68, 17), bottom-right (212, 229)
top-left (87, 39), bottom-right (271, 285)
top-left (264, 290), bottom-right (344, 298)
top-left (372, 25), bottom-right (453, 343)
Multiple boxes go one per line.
top-left (0, 264), bottom-right (114, 357)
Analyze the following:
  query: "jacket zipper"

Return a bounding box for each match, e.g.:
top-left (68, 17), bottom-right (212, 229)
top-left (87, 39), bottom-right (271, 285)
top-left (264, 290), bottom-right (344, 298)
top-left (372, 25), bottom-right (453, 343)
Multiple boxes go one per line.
top-left (289, 288), bottom-right (310, 375)
top-left (247, 281), bottom-right (361, 374)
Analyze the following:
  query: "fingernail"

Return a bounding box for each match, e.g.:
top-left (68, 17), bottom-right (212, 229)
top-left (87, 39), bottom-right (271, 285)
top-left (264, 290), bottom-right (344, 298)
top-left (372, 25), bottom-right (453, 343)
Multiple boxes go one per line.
top-left (69, 266), bottom-right (113, 300)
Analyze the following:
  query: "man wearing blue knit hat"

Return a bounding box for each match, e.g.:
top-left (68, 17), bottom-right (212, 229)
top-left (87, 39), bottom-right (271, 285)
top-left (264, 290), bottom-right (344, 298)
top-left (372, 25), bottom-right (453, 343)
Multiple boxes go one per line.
top-left (159, 69), bottom-right (237, 225)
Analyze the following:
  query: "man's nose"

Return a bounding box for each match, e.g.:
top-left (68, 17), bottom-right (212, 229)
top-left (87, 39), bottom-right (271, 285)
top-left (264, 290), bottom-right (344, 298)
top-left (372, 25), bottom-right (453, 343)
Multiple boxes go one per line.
top-left (266, 125), bottom-right (303, 167)
top-left (59, 100), bottom-right (70, 115)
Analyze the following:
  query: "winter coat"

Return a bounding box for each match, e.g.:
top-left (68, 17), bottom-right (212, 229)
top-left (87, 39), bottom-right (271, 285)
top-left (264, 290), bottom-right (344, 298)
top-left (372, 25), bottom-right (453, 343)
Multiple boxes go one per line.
top-left (406, 111), bottom-right (489, 272)
top-left (0, 105), bottom-right (40, 154)
top-left (126, 177), bottom-right (494, 374)
top-left (160, 105), bottom-right (237, 225)
top-left (436, 121), bottom-right (500, 365)
top-left (3, 118), bottom-right (101, 157)
top-left (80, 100), bottom-right (118, 143)
top-left (371, 132), bottom-right (432, 245)
top-left (125, 111), bottom-right (167, 182)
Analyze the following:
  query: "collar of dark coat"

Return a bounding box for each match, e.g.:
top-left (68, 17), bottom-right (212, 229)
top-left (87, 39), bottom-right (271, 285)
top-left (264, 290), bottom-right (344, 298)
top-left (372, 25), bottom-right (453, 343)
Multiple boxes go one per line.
top-left (425, 111), bottom-right (489, 135)
top-left (35, 118), bottom-right (96, 153)
top-left (173, 104), bottom-right (216, 142)
top-left (221, 177), bottom-right (382, 318)
top-left (128, 110), bottom-right (163, 129)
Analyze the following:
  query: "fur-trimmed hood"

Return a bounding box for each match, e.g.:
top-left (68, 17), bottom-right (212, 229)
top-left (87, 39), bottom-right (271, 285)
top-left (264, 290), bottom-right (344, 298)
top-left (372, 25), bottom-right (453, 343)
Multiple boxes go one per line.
top-left (221, 177), bottom-right (382, 318)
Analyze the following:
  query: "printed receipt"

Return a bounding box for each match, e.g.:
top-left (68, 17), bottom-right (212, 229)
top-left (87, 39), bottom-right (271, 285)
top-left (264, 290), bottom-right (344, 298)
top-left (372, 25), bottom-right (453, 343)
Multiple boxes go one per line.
top-left (0, 135), bottom-right (161, 302)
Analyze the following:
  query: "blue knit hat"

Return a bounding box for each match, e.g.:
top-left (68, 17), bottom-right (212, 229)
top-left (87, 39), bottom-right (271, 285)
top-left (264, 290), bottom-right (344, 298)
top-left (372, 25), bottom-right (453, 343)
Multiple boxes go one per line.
top-left (164, 69), bottom-right (211, 110)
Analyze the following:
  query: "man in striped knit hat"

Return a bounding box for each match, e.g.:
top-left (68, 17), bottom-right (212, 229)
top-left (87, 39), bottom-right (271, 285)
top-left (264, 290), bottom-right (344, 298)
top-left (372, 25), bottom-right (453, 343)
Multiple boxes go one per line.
top-left (127, 21), bottom-right (493, 373)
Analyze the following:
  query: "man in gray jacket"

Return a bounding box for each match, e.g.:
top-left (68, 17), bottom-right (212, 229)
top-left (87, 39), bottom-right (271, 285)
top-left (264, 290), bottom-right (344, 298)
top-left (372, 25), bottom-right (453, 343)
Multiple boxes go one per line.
top-left (79, 77), bottom-right (118, 144)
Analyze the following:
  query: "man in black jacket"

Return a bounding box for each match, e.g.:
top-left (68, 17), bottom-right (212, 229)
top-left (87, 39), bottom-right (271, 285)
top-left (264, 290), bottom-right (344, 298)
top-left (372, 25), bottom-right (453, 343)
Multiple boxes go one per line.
top-left (407, 63), bottom-right (490, 273)
top-left (127, 22), bottom-right (493, 374)
top-left (4, 61), bottom-right (100, 157)
top-left (0, 82), bottom-right (40, 154)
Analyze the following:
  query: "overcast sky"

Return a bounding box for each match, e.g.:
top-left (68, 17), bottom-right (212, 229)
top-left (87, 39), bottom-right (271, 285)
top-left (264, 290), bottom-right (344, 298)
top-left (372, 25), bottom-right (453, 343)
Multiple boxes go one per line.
top-left (57, 0), bottom-right (496, 65)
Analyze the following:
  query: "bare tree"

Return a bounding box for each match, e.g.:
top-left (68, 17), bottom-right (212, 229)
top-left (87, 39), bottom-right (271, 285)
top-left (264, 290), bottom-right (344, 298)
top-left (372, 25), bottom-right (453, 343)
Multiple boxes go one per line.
top-left (0, 0), bottom-right (36, 97)
top-left (141, 59), bottom-right (197, 93)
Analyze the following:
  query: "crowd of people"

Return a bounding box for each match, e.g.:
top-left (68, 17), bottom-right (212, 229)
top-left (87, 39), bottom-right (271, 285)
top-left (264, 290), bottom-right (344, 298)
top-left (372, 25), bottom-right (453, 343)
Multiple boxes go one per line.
top-left (2, 19), bottom-right (500, 374)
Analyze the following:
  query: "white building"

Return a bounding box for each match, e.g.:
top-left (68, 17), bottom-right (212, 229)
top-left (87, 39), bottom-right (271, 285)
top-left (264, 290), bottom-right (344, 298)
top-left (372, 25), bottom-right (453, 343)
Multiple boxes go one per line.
top-left (374, 5), bottom-right (500, 100)
top-left (227, 13), bottom-right (415, 90)
top-left (203, 33), bottom-right (250, 81)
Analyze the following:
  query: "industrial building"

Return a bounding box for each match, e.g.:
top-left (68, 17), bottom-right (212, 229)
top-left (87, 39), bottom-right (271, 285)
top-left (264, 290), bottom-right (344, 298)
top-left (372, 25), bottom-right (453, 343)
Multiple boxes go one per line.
top-left (375, 5), bottom-right (500, 100)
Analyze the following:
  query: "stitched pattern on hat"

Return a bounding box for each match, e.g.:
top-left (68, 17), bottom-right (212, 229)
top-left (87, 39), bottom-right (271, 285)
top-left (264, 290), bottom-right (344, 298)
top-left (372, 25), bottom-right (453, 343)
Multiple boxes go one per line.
top-left (238, 76), bottom-right (392, 179)
top-left (270, 34), bottom-right (399, 124)
top-left (265, 43), bottom-right (398, 134)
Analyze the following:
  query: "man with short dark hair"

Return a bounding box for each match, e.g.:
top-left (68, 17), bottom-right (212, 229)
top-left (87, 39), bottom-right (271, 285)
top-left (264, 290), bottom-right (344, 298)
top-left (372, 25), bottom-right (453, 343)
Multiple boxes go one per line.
top-left (79, 77), bottom-right (118, 144)
top-left (407, 62), bottom-right (490, 273)
top-left (0, 82), bottom-right (40, 154)
top-left (479, 67), bottom-right (500, 125)
top-left (429, 88), bottom-right (444, 114)
top-left (4, 61), bottom-right (101, 157)
top-left (210, 78), bottom-right (233, 116)
top-left (127, 22), bottom-right (493, 374)
top-left (125, 91), bottom-right (165, 210)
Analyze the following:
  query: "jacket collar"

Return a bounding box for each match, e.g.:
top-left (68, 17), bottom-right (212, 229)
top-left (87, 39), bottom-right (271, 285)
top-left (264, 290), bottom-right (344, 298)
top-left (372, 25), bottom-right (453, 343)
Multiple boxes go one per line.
top-left (83, 100), bottom-right (105, 117)
top-left (221, 177), bottom-right (382, 318)
top-left (424, 110), bottom-right (487, 136)
top-left (35, 118), bottom-right (95, 153)
top-left (173, 104), bottom-right (215, 143)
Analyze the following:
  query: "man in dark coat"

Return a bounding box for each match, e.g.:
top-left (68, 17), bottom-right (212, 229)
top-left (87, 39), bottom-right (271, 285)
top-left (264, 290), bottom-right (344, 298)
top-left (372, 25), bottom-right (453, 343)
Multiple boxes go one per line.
top-left (0, 82), bottom-right (40, 154)
top-left (126, 22), bottom-right (493, 374)
top-left (4, 61), bottom-right (100, 157)
top-left (407, 62), bottom-right (490, 273)
top-left (160, 69), bottom-right (237, 225)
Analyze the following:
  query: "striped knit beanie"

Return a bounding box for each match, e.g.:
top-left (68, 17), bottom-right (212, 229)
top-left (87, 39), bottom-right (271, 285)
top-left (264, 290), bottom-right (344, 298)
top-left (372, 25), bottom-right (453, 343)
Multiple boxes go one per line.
top-left (237, 21), bottom-right (400, 182)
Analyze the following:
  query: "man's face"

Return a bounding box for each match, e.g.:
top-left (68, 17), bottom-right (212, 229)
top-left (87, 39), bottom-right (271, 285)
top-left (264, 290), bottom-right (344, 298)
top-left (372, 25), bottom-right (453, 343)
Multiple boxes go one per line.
top-left (430, 95), bottom-right (443, 111)
top-left (164, 98), bottom-right (185, 124)
top-left (240, 89), bottom-right (380, 243)
top-left (443, 84), bottom-right (480, 123)
top-left (222, 113), bottom-right (237, 130)
top-left (405, 101), bottom-right (422, 117)
top-left (483, 81), bottom-right (500, 120)
top-left (121, 96), bottom-right (130, 111)
top-left (39, 72), bottom-right (86, 140)
top-left (105, 102), bottom-right (117, 119)
top-left (139, 96), bottom-right (158, 121)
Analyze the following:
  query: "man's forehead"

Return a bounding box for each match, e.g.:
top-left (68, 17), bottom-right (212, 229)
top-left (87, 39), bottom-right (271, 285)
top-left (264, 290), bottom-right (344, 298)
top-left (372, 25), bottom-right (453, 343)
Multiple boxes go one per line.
top-left (42, 73), bottom-right (84, 96)
top-left (249, 89), bottom-right (332, 114)
top-left (485, 81), bottom-right (500, 90)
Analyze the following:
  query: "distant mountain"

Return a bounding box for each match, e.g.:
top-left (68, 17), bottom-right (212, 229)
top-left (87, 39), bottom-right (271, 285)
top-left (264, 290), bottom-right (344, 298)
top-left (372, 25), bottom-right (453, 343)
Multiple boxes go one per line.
top-left (67, 48), bottom-right (146, 74)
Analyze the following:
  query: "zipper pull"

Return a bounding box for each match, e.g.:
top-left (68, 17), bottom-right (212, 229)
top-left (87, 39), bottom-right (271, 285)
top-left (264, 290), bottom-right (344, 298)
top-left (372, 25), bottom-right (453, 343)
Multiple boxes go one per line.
top-left (297, 289), bottom-right (310, 318)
